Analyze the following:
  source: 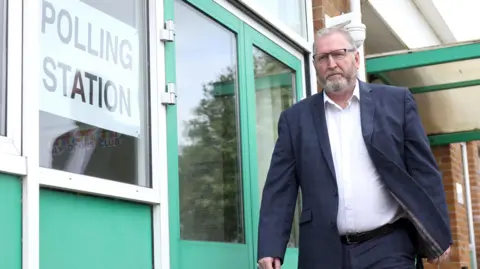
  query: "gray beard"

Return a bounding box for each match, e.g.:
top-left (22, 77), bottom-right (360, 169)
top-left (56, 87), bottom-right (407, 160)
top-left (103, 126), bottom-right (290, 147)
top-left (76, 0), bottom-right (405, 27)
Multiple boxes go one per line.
top-left (324, 79), bottom-right (348, 93)
top-left (323, 75), bottom-right (356, 94)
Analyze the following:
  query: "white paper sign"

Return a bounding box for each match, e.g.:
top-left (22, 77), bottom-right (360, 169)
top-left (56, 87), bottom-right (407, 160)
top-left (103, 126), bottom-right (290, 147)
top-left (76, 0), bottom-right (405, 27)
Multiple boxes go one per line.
top-left (456, 182), bottom-right (464, 205)
top-left (40, 0), bottom-right (141, 137)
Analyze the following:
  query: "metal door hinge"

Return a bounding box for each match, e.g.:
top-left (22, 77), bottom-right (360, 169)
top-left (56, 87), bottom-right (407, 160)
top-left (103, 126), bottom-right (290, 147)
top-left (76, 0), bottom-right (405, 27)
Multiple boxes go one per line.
top-left (160, 20), bottom-right (175, 42)
top-left (161, 83), bottom-right (176, 105)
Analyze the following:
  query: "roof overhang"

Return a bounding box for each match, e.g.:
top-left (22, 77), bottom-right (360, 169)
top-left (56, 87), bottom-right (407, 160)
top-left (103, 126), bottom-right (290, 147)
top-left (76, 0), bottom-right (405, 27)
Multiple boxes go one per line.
top-left (361, 0), bottom-right (479, 53)
top-left (360, 0), bottom-right (480, 144)
top-left (365, 40), bottom-right (480, 145)
top-left (364, 0), bottom-right (443, 51)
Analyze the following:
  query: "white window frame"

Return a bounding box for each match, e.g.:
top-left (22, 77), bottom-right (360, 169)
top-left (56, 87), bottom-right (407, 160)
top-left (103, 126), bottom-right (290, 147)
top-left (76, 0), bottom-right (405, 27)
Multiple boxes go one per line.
top-left (230, 0), bottom-right (315, 52)
top-left (0, 0), bottom-right (27, 176)
top-left (150, 2), bottom-right (171, 268)
top-left (31, 0), bottom-right (163, 205)
top-left (21, 0), bottom-right (170, 269)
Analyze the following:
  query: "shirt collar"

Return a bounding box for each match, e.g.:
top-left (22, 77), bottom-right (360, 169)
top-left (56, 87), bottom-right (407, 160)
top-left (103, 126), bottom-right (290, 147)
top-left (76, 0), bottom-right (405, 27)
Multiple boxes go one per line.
top-left (323, 79), bottom-right (360, 106)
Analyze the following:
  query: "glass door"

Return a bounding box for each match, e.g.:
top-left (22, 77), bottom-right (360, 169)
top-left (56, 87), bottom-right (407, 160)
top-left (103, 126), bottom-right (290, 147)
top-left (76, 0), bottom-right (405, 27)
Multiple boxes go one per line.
top-left (243, 25), bottom-right (304, 269)
top-left (166, 1), bottom-right (304, 269)
top-left (167, 1), bottom-right (253, 269)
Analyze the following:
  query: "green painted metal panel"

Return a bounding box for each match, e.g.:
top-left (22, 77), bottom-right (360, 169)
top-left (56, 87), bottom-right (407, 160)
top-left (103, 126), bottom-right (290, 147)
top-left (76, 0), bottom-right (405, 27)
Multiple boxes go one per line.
top-left (179, 241), bottom-right (250, 268)
top-left (238, 20), bottom-right (256, 269)
top-left (0, 174), bottom-right (22, 269)
top-left (164, 0), bottom-right (179, 267)
top-left (410, 78), bottom-right (480, 94)
top-left (282, 249), bottom-right (299, 268)
top-left (366, 41), bottom-right (480, 74)
top-left (40, 189), bottom-right (152, 269)
top-left (428, 130), bottom-right (480, 146)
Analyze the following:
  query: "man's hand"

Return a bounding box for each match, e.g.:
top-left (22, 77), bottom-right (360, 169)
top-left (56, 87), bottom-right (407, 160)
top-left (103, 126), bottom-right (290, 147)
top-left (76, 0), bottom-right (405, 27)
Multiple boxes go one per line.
top-left (427, 247), bottom-right (451, 264)
top-left (258, 257), bottom-right (281, 269)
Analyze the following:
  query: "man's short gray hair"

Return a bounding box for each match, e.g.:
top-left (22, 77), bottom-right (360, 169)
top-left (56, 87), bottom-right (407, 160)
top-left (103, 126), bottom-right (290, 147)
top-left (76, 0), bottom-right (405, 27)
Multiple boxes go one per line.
top-left (312, 27), bottom-right (357, 55)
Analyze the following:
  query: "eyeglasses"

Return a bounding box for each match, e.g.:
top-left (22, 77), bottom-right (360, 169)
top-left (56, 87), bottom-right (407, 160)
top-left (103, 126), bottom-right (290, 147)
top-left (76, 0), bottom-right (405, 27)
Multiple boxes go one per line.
top-left (313, 48), bottom-right (356, 64)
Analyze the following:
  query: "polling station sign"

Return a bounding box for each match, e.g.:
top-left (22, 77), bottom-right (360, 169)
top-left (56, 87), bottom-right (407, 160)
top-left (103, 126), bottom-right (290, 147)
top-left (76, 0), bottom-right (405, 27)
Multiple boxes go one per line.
top-left (40, 0), bottom-right (141, 137)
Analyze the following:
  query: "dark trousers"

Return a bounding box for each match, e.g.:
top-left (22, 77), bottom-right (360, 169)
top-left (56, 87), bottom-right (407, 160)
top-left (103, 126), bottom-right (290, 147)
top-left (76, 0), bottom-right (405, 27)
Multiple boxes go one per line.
top-left (341, 227), bottom-right (415, 269)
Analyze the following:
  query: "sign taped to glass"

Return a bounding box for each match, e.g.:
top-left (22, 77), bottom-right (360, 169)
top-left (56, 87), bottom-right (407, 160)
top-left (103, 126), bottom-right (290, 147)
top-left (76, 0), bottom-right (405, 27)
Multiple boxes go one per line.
top-left (40, 0), bottom-right (140, 137)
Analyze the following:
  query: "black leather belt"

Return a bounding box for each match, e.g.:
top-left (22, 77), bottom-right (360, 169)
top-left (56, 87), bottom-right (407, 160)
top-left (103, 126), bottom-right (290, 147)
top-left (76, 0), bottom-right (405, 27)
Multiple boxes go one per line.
top-left (340, 219), bottom-right (404, 245)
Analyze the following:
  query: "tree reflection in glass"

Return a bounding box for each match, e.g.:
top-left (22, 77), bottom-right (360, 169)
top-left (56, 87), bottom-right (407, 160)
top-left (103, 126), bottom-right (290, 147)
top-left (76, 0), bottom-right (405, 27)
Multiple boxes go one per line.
top-left (253, 47), bottom-right (301, 248)
top-left (175, 1), bottom-right (301, 246)
top-left (175, 0), bottom-right (244, 243)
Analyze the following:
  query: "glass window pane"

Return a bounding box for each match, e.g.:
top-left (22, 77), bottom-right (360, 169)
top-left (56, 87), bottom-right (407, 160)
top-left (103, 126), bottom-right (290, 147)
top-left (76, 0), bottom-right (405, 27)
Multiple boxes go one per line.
top-left (175, 0), bottom-right (245, 243)
top-left (39, 0), bottom-right (150, 187)
top-left (249, 0), bottom-right (307, 38)
top-left (253, 46), bottom-right (301, 247)
top-left (0, 0), bottom-right (6, 136)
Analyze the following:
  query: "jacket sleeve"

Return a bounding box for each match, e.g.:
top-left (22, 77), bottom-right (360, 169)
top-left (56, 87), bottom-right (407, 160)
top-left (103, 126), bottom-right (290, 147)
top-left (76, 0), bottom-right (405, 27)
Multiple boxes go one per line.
top-left (403, 90), bottom-right (452, 244)
top-left (257, 111), bottom-right (299, 263)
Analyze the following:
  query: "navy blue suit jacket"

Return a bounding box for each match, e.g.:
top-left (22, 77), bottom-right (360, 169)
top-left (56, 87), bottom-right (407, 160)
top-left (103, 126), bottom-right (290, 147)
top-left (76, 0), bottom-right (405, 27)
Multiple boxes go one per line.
top-left (257, 81), bottom-right (452, 269)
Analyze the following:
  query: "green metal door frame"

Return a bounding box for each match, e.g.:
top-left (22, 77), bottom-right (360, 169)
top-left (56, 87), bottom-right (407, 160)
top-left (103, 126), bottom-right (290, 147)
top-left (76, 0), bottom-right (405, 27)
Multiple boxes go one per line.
top-left (164, 1), bottom-right (304, 268)
top-left (365, 40), bottom-right (480, 146)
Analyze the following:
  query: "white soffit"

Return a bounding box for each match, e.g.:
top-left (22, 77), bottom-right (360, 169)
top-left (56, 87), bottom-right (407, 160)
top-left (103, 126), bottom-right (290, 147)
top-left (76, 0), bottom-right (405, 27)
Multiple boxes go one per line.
top-left (361, 1), bottom-right (406, 55)
top-left (367, 0), bottom-right (442, 49)
top-left (431, 0), bottom-right (480, 42)
top-left (411, 0), bottom-right (456, 43)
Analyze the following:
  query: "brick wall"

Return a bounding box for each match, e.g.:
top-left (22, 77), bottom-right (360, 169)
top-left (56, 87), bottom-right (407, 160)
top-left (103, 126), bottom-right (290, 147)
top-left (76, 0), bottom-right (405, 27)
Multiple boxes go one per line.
top-left (468, 141), bottom-right (480, 268)
top-left (312, 0), bottom-right (350, 33)
top-left (427, 144), bottom-right (471, 269)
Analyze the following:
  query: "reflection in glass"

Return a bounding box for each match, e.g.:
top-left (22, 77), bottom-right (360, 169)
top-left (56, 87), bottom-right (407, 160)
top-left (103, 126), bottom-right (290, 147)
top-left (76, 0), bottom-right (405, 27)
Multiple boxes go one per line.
top-left (253, 47), bottom-right (301, 247)
top-left (250, 0), bottom-right (307, 38)
top-left (0, 0), bottom-right (6, 136)
top-left (175, 0), bottom-right (245, 243)
top-left (39, 0), bottom-right (150, 187)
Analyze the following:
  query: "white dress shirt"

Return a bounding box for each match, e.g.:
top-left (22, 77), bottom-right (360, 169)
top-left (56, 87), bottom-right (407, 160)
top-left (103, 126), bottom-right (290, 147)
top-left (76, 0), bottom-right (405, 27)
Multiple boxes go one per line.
top-left (323, 81), bottom-right (402, 235)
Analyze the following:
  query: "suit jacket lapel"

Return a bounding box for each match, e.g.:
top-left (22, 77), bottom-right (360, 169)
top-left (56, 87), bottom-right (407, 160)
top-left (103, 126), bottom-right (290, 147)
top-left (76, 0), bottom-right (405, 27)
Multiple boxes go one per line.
top-left (359, 80), bottom-right (375, 144)
top-left (310, 92), bottom-right (337, 181)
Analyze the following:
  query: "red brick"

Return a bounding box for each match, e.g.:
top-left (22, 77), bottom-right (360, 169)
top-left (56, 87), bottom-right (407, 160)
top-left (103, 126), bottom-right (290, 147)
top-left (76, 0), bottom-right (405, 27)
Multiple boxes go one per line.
top-left (431, 144), bottom-right (471, 267)
top-left (312, 0), bottom-right (350, 31)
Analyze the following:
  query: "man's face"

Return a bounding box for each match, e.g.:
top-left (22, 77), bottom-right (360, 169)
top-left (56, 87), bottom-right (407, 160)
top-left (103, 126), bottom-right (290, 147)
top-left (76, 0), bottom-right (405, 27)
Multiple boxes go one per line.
top-left (313, 33), bottom-right (360, 94)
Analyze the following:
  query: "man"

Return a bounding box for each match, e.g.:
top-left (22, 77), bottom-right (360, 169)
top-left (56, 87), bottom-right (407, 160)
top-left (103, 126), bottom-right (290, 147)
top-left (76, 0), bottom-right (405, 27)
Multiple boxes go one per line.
top-left (257, 27), bottom-right (452, 269)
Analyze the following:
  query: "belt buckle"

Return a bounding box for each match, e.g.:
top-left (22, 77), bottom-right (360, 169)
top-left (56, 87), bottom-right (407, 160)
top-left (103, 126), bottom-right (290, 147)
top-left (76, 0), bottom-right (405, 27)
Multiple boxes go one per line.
top-left (345, 234), bottom-right (353, 244)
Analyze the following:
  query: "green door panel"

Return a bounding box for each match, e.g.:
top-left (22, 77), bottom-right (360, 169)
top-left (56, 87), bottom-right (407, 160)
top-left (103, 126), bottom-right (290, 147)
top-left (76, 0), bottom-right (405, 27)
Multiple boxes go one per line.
top-left (39, 189), bottom-right (152, 269)
top-left (179, 241), bottom-right (250, 268)
top-left (0, 174), bottom-right (22, 269)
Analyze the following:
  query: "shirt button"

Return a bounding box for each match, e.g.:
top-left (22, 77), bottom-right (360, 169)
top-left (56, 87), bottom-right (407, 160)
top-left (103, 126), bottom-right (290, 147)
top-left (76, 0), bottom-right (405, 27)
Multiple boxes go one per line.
top-left (330, 221), bottom-right (336, 228)
top-left (333, 190), bottom-right (338, 196)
